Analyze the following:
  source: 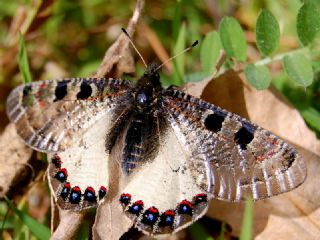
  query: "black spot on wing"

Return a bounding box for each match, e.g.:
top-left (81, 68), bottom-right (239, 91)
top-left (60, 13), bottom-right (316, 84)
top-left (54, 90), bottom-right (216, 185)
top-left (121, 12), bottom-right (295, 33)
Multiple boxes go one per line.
top-left (77, 81), bottom-right (93, 100)
top-left (54, 80), bottom-right (69, 101)
top-left (204, 110), bottom-right (227, 132)
top-left (234, 121), bottom-right (256, 150)
top-left (23, 85), bottom-right (32, 97)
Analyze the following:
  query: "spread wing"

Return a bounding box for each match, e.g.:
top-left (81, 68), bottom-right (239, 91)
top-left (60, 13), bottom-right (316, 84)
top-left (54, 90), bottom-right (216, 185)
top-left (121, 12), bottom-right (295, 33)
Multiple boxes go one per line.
top-left (161, 88), bottom-right (307, 202)
top-left (6, 78), bottom-right (132, 152)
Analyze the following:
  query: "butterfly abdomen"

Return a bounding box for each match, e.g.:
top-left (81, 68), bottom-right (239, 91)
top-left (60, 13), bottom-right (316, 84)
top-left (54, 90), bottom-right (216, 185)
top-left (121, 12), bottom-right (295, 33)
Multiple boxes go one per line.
top-left (122, 113), bottom-right (165, 173)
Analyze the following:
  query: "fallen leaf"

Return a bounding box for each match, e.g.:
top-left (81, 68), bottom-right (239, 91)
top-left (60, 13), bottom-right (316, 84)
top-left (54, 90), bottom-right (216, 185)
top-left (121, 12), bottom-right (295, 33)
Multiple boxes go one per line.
top-left (93, 197), bottom-right (134, 240)
top-left (0, 123), bottom-right (33, 197)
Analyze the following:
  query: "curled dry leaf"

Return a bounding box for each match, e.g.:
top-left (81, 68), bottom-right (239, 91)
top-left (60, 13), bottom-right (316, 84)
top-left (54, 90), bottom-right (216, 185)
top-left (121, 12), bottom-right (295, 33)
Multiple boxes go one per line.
top-left (50, 208), bottom-right (85, 240)
top-left (0, 123), bottom-right (33, 197)
top-left (93, 0), bottom-right (145, 79)
top-left (93, 197), bottom-right (134, 240)
top-left (186, 70), bottom-right (320, 239)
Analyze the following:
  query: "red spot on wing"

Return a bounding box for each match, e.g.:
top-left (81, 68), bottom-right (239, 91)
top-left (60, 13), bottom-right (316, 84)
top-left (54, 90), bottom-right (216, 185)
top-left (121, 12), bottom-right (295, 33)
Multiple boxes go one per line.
top-left (86, 187), bottom-right (95, 193)
top-left (134, 200), bottom-right (144, 206)
top-left (164, 210), bottom-right (175, 216)
top-left (72, 186), bottom-right (81, 193)
top-left (179, 200), bottom-right (193, 209)
top-left (147, 207), bottom-right (159, 214)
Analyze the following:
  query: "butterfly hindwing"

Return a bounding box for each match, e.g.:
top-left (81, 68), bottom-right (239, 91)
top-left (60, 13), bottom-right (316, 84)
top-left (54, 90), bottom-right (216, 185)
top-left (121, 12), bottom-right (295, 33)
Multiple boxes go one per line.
top-left (6, 78), bottom-right (132, 152)
top-left (117, 124), bottom-right (209, 235)
top-left (47, 110), bottom-right (118, 211)
top-left (162, 88), bottom-right (306, 202)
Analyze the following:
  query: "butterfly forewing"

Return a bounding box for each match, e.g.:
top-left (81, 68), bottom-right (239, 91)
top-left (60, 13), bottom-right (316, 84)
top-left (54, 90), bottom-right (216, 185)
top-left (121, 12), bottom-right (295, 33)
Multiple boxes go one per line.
top-left (6, 78), bottom-right (132, 152)
top-left (162, 88), bottom-right (306, 202)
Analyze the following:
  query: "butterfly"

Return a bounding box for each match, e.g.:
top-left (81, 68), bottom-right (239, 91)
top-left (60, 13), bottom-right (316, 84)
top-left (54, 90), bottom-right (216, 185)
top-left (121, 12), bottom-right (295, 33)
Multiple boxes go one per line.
top-left (6, 60), bottom-right (306, 235)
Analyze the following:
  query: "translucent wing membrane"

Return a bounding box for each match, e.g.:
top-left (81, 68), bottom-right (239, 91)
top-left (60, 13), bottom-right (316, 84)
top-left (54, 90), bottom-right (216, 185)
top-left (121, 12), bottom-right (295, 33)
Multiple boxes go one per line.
top-left (6, 78), bottom-right (132, 152)
top-left (162, 88), bottom-right (306, 202)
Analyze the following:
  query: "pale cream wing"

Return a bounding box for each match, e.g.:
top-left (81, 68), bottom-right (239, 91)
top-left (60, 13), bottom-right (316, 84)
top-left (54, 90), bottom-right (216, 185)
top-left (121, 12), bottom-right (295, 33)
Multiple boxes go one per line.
top-left (6, 78), bottom-right (132, 152)
top-left (117, 126), bottom-right (209, 235)
top-left (47, 109), bottom-right (120, 211)
top-left (162, 88), bottom-right (306, 202)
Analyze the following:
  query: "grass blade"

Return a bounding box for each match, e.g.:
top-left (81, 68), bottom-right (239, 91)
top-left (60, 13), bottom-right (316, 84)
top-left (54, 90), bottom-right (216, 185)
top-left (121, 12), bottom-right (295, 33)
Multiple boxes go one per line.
top-left (18, 33), bottom-right (32, 83)
top-left (240, 197), bottom-right (253, 240)
top-left (5, 197), bottom-right (51, 240)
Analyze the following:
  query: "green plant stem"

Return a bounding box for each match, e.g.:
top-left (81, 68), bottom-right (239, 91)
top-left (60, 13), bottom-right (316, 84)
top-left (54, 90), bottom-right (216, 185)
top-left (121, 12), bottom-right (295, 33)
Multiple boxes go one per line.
top-left (255, 47), bottom-right (309, 66)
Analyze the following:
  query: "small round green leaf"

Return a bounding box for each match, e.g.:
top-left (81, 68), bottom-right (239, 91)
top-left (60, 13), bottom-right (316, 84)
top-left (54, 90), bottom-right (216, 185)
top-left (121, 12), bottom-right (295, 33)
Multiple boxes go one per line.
top-left (297, 3), bottom-right (320, 45)
top-left (200, 31), bottom-right (222, 74)
top-left (283, 53), bottom-right (314, 87)
top-left (219, 17), bottom-right (247, 62)
top-left (244, 64), bottom-right (272, 90)
top-left (256, 9), bottom-right (280, 56)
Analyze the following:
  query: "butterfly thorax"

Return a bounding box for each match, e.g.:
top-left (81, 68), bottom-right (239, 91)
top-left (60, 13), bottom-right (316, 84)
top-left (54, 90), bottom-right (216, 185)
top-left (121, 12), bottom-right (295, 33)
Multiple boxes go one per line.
top-left (134, 64), bottom-right (162, 113)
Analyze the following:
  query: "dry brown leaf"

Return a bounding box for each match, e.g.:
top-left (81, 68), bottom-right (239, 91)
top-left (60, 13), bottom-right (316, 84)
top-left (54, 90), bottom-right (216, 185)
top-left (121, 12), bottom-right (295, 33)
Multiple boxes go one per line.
top-left (92, 0), bottom-right (145, 79)
top-left (93, 197), bottom-right (134, 240)
top-left (0, 123), bottom-right (33, 197)
top-left (187, 70), bottom-right (320, 239)
top-left (50, 208), bottom-right (85, 240)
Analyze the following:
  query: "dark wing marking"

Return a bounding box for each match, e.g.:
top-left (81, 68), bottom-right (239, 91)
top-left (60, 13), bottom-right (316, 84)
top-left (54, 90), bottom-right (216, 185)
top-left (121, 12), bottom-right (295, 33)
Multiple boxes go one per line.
top-left (161, 88), bottom-right (306, 201)
top-left (6, 78), bottom-right (133, 152)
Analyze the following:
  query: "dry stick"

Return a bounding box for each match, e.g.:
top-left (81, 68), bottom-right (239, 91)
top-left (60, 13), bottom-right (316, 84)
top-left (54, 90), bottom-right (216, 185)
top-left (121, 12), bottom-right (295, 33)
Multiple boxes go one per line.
top-left (50, 1), bottom-right (145, 239)
top-left (93, 0), bottom-right (145, 78)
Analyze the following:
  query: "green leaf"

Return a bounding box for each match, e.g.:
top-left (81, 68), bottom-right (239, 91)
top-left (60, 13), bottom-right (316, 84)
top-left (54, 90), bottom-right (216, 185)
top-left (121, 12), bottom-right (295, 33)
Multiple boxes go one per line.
top-left (172, 23), bottom-right (186, 86)
top-left (240, 197), bottom-right (253, 240)
top-left (244, 64), bottom-right (272, 90)
top-left (300, 107), bottom-right (320, 133)
top-left (200, 31), bottom-right (222, 74)
top-left (18, 33), bottom-right (32, 83)
top-left (255, 9), bottom-right (280, 56)
top-left (297, 2), bottom-right (320, 45)
top-left (219, 17), bottom-right (247, 62)
top-left (5, 197), bottom-right (51, 240)
top-left (283, 53), bottom-right (314, 87)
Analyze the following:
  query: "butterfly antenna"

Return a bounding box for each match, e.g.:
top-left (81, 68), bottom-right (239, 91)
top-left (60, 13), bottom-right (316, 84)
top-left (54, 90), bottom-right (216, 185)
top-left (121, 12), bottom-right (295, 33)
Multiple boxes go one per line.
top-left (154, 40), bottom-right (199, 72)
top-left (121, 28), bottom-right (147, 68)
